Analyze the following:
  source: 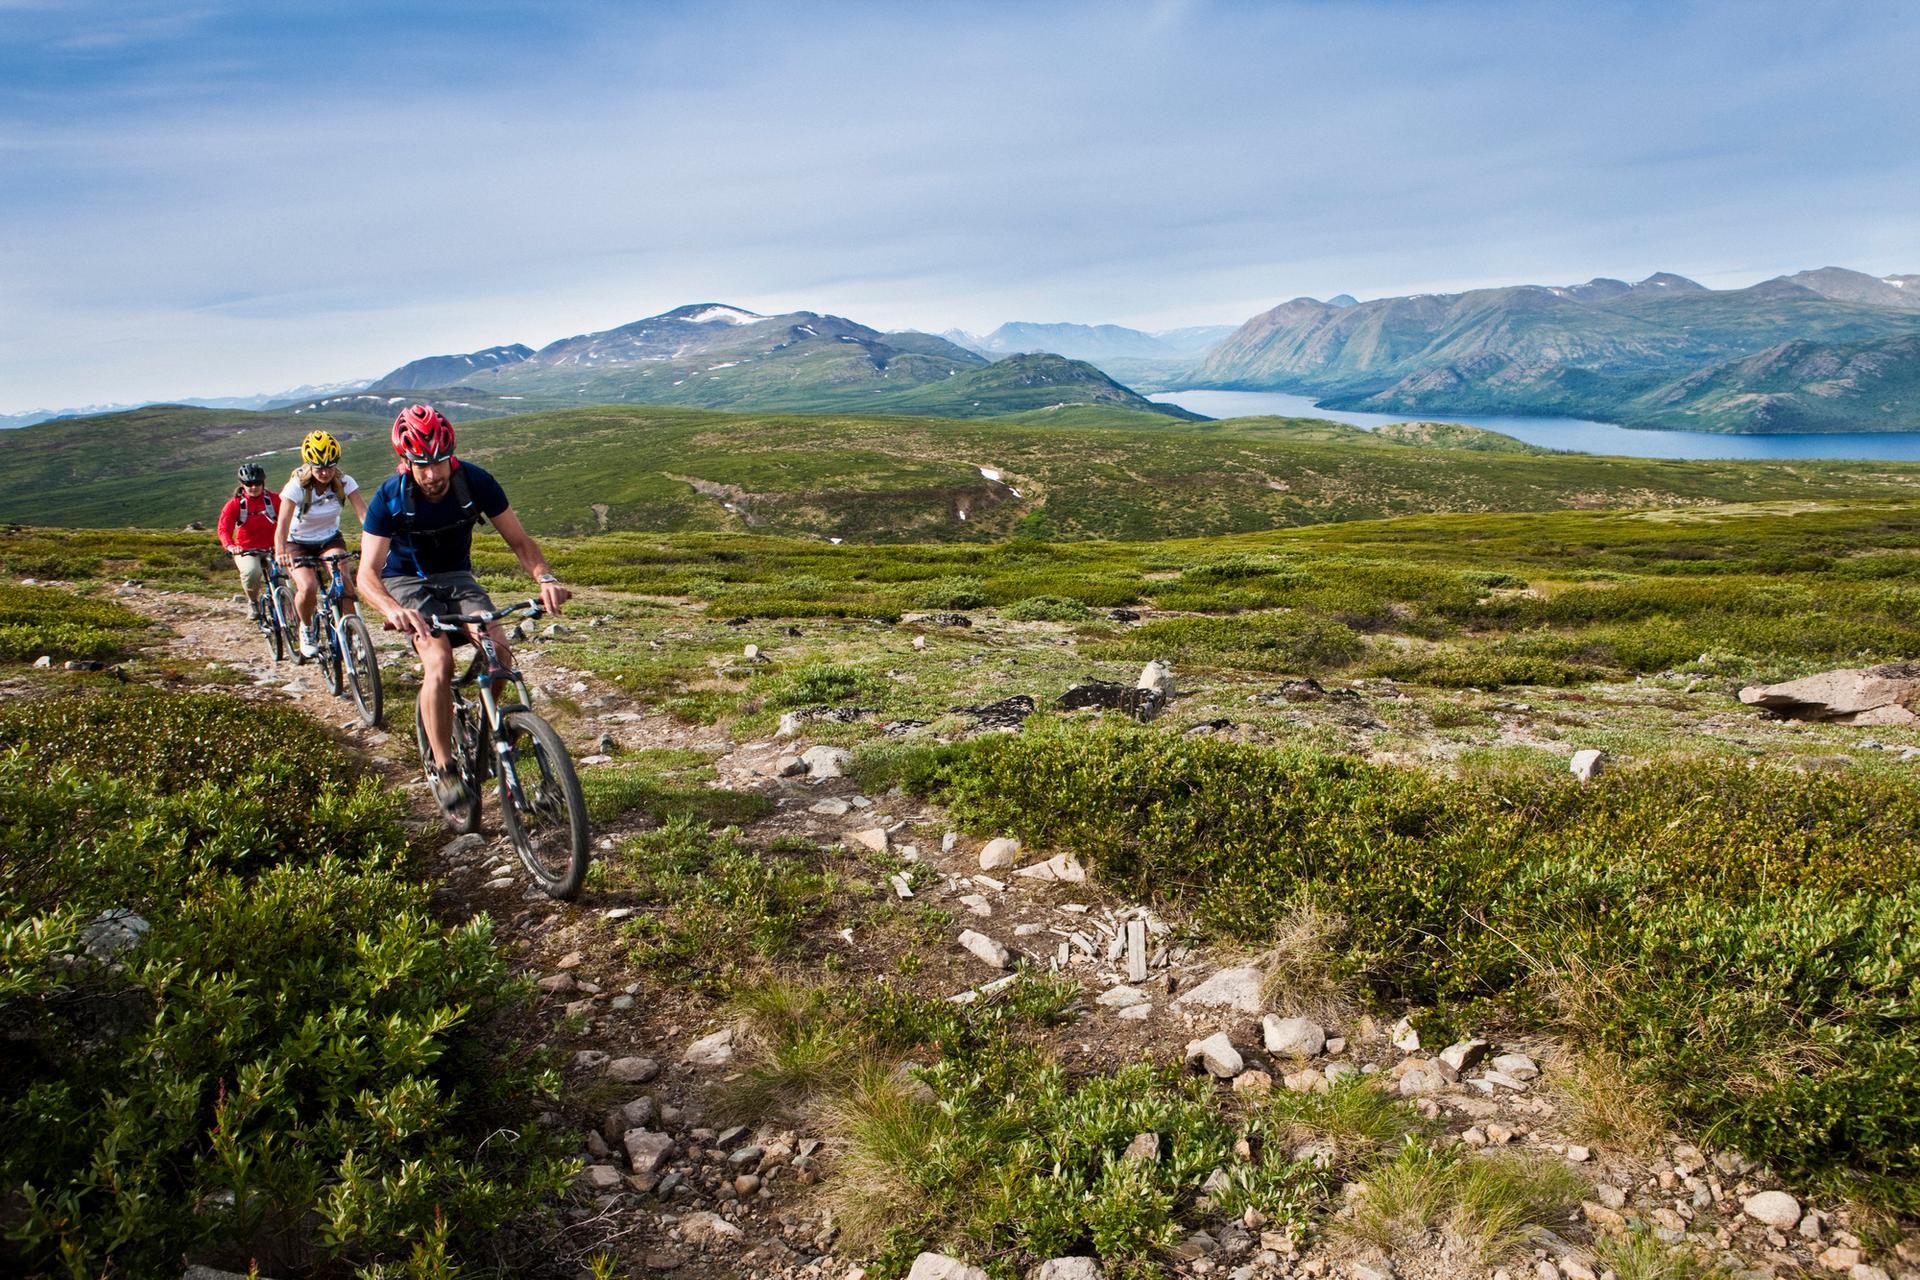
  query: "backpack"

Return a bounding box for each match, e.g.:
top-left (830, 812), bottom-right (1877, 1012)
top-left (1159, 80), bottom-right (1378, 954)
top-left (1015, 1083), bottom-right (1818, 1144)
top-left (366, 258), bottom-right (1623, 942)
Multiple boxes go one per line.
top-left (392, 463), bottom-right (488, 555)
top-left (236, 490), bottom-right (278, 528)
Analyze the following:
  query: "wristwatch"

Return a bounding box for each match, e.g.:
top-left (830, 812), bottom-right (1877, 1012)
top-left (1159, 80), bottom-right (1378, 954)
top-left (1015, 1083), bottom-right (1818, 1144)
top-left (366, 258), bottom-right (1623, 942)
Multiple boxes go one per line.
top-left (538, 573), bottom-right (561, 584)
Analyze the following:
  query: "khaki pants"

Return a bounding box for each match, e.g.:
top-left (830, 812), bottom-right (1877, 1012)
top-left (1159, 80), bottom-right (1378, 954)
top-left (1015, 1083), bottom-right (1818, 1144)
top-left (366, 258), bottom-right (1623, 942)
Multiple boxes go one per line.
top-left (235, 553), bottom-right (268, 594)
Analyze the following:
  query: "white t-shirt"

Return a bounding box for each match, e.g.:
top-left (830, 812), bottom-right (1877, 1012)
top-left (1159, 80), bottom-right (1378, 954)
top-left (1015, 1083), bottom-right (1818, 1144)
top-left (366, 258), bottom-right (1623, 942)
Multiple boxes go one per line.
top-left (280, 472), bottom-right (359, 543)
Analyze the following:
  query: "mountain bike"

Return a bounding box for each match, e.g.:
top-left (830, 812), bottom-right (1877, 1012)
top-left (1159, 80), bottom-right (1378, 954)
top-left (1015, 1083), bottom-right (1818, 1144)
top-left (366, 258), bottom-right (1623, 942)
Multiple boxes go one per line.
top-left (405, 600), bottom-right (589, 899)
top-left (292, 552), bottom-right (383, 727)
top-left (234, 549), bottom-right (299, 663)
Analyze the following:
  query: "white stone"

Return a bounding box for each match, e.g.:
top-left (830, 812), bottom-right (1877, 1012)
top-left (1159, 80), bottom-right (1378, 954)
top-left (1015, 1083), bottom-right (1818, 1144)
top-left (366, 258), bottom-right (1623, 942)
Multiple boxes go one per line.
top-left (1096, 985), bottom-right (1149, 1008)
top-left (1570, 748), bottom-right (1605, 782)
top-left (958, 893), bottom-right (992, 917)
top-left (1174, 966), bottom-right (1266, 1015)
top-left (682, 1209), bottom-right (744, 1244)
top-left (606, 1056), bottom-right (659, 1083)
top-left (683, 1027), bottom-right (736, 1066)
top-left (623, 1128), bottom-right (674, 1172)
top-left (1389, 1017), bottom-right (1421, 1051)
top-left (979, 837), bottom-right (1021, 870)
top-left (907, 1253), bottom-right (990, 1280)
top-left (1034, 1257), bottom-right (1104, 1280)
top-left (800, 745), bottom-right (850, 778)
top-left (1137, 659), bottom-right (1173, 695)
top-left (890, 873), bottom-right (914, 899)
top-left (1185, 1031), bottom-right (1244, 1078)
top-left (958, 929), bottom-right (1010, 969)
top-left (849, 827), bottom-right (890, 853)
top-left (1263, 1015), bottom-right (1326, 1058)
top-left (1013, 852), bottom-right (1086, 883)
top-left (809, 798), bottom-right (850, 816)
top-left (1742, 1190), bottom-right (1802, 1229)
top-left (1439, 1039), bottom-right (1489, 1073)
top-left (1490, 1052), bottom-right (1538, 1080)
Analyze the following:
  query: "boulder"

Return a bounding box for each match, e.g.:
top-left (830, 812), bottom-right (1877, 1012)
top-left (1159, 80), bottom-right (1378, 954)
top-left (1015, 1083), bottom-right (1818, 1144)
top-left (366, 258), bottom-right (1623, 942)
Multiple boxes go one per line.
top-left (1569, 749), bottom-right (1605, 782)
top-left (1739, 663), bottom-right (1920, 726)
top-left (623, 1128), bottom-right (674, 1173)
top-left (1137, 660), bottom-right (1174, 697)
top-left (1172, 966), bottom-right (1265, 1015)
top-left (1438, 1039), bottom-right (1489, 1074)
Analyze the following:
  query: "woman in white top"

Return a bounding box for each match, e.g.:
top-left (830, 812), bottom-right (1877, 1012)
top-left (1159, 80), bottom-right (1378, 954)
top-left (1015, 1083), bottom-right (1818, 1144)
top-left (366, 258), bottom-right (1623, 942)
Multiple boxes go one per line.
top-left (275, 429), bottom-right (370, 658)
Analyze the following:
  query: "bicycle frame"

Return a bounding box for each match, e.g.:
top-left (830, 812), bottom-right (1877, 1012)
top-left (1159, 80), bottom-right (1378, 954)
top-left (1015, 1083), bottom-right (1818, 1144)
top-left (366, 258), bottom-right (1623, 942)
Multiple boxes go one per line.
top-left (446, 616), bottom-right (536, 807)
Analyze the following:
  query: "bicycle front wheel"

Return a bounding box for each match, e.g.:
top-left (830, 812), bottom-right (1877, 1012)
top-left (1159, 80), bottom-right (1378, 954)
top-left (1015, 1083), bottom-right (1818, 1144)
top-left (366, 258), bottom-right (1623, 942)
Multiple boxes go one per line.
top-left (496, 710), bottom-right (590, 899)
top-left (272, 584), bottom-right (299, 662)
top-left (415, 701), bottom-right (482, 834)
top-left (260, 598), bottom-right (285, 663)
top-left (341, 614), bottom-right (383, 726)
top-left (318, 614), bottom-right (345, 695)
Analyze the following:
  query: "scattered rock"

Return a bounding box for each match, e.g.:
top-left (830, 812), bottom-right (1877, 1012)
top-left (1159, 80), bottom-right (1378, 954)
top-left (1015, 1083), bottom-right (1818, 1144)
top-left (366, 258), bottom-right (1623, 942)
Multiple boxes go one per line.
top-left (906, 1254), bottom-right (990, 1280)
top-left (809, 798), bottom-right (851, 817)
top-left (1439, 1039), bottom-right (1489, 1074)
top-left (1033, 1259), bottom-right (1104, 1280)
top-left (1173, 966), bottom-right (1265, 1015)
top-left (32, 655), bottom-right (51, 669)
top-left (607, 1056), bottom-right (659, 1084)
top-left (1742, 1190), bottom-right (1802, 1229)
top-left (1096, 985), bottom-right (1149, 1009)
top-left (579, 1163), bottom-right (624, 1192)
top-left (1185, 1031), bottom-right (1244, 1078)
top-left (1121, 1132), bottom-right (1161, 1164)
top-left (849, 827), bottom-right (890, 853)
top-left (979, 837), bottom-right (1021, 870)
top-left (952, 694), bottom-right (1035, 729)
top-left (79, 908), bottom-right (150, 959)
top-left (1232, 1069), bottom-right (1274, 1094)
top-left (1389, 1017), bottom-right (1421, 1051)
top-left (1569, 748), bottom-right (1606, 782)
top-left (799, 745), bottom-right (851, 778)
top-left (1137, 659), bottom-right (1174, 697)
top-left (683, 1028), bottom-right (736, 1066)
top-left (1013, 852), bottom-right (1086, 883)
top-left (680, 1210), bottom-right (744, 1245)
top-left (958, 929), bottom-right (1011, 969)
top-left (1055, 679), bottom-right (1165, 722)
top-left (1263, 1015), bottom-right (1326, 1058)
top-left (624, 1128), bottom-right (675, 1173)
top-left (1490, 1052), bottom-right (1538, 1080)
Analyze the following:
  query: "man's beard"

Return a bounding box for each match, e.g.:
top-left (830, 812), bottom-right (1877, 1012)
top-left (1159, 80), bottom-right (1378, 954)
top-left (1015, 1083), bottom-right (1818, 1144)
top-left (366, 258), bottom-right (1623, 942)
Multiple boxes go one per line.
top-left (419, 477), bottom-right (451, 500)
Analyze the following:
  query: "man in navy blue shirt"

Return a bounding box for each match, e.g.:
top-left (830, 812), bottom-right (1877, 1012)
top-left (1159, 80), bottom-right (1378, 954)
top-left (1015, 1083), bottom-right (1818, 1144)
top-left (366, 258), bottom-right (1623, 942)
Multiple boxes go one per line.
top-left (358, 404), bottom-right (572, 811)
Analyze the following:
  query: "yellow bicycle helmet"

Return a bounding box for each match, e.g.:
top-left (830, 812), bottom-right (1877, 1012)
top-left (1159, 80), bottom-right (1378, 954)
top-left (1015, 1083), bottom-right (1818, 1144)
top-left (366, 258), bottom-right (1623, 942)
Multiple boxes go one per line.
top-left (300, 430), bottom-right (341, 466)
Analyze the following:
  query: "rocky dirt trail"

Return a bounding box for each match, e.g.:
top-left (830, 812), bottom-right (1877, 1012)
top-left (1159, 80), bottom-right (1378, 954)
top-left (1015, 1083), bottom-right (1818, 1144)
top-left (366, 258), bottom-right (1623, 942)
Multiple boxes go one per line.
top-left (119, 586), bottom-right (1920, 1280)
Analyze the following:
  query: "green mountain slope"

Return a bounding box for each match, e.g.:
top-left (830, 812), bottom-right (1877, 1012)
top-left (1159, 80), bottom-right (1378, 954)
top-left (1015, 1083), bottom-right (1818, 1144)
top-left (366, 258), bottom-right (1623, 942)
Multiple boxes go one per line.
top-left (1195, 273), bottom-right (1920, 431)
top-left (7, 403), bottom-right (1920, 542)
top-left (1628, 333), bottom-right (1920, 432)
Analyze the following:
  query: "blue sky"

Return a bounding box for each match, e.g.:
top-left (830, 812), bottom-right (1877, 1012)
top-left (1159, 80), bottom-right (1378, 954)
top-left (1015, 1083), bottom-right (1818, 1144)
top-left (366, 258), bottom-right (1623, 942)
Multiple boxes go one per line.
top-left (3, 0), bottom-right (1917, 409)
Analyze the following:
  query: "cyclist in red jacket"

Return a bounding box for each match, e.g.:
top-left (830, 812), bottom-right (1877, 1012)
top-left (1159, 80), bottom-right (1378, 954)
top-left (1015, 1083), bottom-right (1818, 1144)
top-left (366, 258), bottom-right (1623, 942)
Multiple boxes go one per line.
top-left (217, 463), bottom-right (280, 620)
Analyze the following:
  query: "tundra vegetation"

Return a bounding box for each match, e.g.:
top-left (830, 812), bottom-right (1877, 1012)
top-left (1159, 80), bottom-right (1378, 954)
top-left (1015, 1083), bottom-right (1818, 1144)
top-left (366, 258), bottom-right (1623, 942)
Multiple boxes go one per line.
top-left (2, 490), bottom-right (1917, 1275)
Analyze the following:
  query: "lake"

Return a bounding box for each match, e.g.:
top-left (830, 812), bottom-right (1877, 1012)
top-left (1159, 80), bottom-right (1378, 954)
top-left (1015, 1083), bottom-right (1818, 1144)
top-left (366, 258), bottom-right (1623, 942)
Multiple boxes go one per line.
top-left (1149, 389), bottom-right (1920, 461)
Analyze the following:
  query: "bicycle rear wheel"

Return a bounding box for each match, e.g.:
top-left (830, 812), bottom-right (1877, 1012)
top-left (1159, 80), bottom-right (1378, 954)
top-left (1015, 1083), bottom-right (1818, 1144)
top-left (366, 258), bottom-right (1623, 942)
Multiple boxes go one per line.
top-left (496, 710), bottom-right (590, 899)
top-left (341, 614), bottom-right (383, 726)
top-left (415, 701), bottom-right (483, 833)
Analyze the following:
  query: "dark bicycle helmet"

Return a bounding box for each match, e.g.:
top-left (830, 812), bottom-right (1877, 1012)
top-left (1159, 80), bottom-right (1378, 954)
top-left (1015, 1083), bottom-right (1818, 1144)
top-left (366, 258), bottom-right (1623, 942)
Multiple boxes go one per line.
top-left (237, 462), bottom-right (266, 485)
top-left (392, 404), bottom-right (455, 463)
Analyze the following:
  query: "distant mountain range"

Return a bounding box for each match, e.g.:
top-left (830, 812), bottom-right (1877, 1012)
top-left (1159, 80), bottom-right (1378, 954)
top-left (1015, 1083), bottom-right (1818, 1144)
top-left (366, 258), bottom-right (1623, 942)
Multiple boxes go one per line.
top-left (942, 321), bottom-right (1237, 361)
top-left (282, 304), bottom-right (1197, 422)
top-left (1192, 266), bottom-right (1920, 432)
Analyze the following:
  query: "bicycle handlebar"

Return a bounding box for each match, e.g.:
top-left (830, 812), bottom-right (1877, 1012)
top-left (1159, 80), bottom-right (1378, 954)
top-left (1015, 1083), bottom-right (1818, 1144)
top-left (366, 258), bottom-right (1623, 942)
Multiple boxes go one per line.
top-left (427, 599), bottom-right (546, 631)
top-left (292, 552), bottom-right (357, 567)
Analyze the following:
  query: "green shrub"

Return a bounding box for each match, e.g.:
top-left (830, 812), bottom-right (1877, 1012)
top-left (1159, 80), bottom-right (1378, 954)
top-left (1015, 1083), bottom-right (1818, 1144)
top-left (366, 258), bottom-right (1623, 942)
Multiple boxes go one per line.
top-left (918, 575), bottom-right (989, 610)
top-left (1002, 594), bottom-right (1093, 622)
top-left (0, 583), bottom-right (151, 662)
top-left (759, 661), bottom-right (885, 710)
top-left (1090, 612), bottom-right (1364, 674)
top-left (0, 688), bottom-right (569, 1274)
top-left (916, 721), bottom-right (1920, 1210)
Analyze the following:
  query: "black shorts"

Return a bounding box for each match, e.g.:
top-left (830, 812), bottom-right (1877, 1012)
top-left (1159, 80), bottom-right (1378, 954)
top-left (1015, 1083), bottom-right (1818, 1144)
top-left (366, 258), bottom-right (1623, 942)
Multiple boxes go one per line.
top-left (289, 535), bottom-right (348, 559)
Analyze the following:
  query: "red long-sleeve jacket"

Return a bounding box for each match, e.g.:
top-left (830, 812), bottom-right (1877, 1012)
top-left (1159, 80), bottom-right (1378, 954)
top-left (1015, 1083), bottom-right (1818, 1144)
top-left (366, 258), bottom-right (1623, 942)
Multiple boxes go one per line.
top-left (217, 491), bottom-right (280, 551)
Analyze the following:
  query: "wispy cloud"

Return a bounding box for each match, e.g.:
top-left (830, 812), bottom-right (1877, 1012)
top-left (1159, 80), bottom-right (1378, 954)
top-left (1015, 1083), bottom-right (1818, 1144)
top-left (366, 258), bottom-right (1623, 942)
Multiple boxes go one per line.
top-left (2, 0), bottom-right (1917, 407)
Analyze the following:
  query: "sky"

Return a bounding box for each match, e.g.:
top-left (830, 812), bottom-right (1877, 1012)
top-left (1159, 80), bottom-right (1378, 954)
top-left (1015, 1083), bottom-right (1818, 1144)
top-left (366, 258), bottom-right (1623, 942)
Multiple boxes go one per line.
top-left (3, 0), bottom-right (1917, 410)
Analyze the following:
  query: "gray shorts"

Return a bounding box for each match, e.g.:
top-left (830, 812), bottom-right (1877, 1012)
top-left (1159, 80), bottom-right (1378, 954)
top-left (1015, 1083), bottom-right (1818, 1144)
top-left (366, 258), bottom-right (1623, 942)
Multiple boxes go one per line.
top-left (386, 571), bottom-right (495, 625)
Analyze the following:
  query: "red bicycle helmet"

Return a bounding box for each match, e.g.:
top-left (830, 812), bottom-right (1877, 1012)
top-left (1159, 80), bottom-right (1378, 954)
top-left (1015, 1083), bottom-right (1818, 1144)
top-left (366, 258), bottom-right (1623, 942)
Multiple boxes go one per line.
top-left (392, 404), bottom-right (455, 462)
